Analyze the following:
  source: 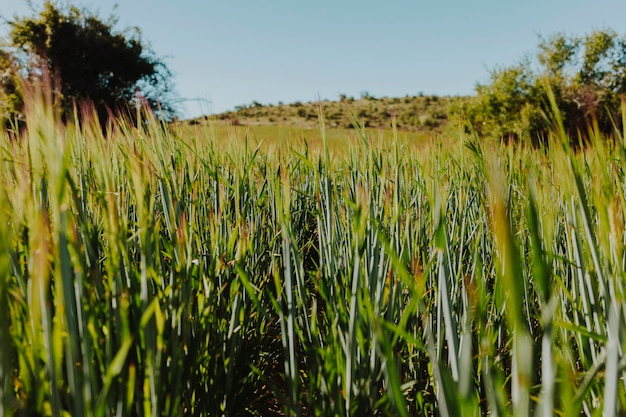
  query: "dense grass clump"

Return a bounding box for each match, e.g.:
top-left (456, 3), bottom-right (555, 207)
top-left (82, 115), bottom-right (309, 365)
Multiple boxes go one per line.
top-left (1, 96), bottom-right (626, 416)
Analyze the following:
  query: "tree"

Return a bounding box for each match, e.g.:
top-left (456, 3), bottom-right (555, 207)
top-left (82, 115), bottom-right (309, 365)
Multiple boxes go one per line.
top-left (1, 1), bottom-right (176, 125)
top-left (459, 29), bottom-right (626, 143)
top-left (0, 50), bottom-right (24, 127)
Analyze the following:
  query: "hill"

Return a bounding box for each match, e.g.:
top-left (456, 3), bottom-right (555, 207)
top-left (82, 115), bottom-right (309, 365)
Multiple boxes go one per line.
top-left (191, 93), bottom-right (470, 132)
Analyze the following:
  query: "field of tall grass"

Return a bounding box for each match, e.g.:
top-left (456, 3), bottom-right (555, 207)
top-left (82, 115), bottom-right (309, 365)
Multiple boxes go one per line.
top-left (1, 95), bottom-right (626, 416)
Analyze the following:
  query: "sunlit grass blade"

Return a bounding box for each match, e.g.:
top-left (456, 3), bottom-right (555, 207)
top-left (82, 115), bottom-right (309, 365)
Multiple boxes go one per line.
top-left (487, 154), bottom-right (533, 416)
top-left (0, 201), bottom-right (14, 416)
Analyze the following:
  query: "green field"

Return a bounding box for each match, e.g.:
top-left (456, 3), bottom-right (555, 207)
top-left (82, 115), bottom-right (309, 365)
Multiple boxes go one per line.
top-left (178, 119), bottom-right (442, 158)
top-left (1, 98), bottom-right (626, 416)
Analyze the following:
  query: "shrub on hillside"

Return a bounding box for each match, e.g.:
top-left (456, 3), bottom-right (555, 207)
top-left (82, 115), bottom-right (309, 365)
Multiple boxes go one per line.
top-left (459, 29), bottom-right (626, 143)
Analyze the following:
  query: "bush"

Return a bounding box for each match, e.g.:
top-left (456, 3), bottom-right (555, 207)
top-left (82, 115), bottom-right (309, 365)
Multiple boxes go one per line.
top-left (462, 29), bottom-right (626, 143)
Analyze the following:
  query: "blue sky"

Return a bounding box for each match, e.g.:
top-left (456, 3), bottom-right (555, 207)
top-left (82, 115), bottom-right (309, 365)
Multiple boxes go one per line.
top-left (1, 1), bottom-right (626, 119)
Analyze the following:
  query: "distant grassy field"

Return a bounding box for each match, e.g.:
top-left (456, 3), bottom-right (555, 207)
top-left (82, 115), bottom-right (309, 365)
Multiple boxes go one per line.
top-left (1, 97), bottom-right (626, 416)
top-left (176, 120), bottom-right (450, 158)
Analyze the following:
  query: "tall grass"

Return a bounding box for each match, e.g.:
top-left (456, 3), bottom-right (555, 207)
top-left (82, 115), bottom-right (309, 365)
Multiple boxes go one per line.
top-left (0, 93), bottom-right (626, 416)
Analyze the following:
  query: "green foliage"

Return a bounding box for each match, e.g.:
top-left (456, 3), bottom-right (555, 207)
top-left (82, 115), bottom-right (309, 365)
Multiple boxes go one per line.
top-left (459, 62), bottom-right (544, 140)
top-left (1, 1), bottom-right (175, 123)
top-left (0, 50), bottom-right (23, 129)
top-left (462, 29), bottom-right (626, 143)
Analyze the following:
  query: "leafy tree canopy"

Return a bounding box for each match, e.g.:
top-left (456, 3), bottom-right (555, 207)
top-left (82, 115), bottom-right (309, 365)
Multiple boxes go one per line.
top-left (0, 49), bottom-right (23, 125)
top-left (1, 1), bottom-right (177, 125)
top-left (458, 29), bottom-right (626, 143)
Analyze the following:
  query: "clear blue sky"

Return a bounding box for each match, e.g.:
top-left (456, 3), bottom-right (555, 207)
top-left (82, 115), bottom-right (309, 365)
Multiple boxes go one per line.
top-left (1, 0), bottom-right (626, 119)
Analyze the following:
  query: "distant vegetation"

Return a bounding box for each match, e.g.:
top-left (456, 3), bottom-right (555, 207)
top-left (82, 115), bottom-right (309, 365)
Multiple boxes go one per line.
top-left (203, 93), bottom-right (466, 133)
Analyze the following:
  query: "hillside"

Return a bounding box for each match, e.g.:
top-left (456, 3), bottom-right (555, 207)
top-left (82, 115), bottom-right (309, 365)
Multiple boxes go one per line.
top-left (192, 94), bottom-right (470, 132)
